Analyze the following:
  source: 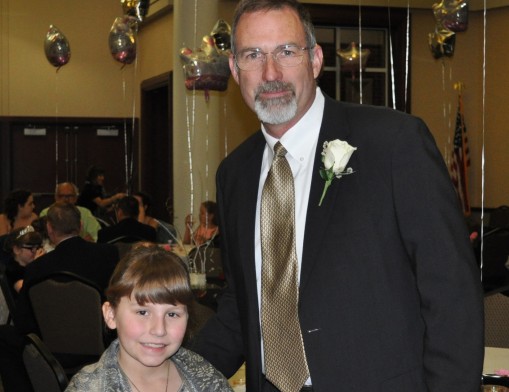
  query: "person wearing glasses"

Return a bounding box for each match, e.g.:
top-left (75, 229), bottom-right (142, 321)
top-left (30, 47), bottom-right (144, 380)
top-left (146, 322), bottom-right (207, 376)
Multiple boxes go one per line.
top-left (2, 225), bottom-right (44, 298)
top-left (191, 1), bottom-right (483, 391)
top-left (39, 182), bottom-right (101, 242)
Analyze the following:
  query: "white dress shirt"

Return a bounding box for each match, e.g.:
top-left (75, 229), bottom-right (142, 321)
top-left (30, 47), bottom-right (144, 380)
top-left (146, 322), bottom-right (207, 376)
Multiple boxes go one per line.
top-left (255, 87), bottom-right (325, 382)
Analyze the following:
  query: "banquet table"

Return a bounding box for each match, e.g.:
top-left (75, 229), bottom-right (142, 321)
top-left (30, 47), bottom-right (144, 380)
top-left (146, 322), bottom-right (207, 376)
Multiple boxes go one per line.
top-left (484, 347), bottom-right (509, 375)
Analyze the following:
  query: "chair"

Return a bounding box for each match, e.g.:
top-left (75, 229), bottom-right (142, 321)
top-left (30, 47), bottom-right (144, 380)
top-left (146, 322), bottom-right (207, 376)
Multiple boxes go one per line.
top-left (484, 293), bottom-right (509, 348)
top-left (155, 219), bottom-right (178, 245)
top-left (0, 263), bottom-right (16, 325)
top-left (26, 271), bottom-right (106, 376)
top-left (490, 205), bottom-right (509, 229)
top-left (482, 375), bottom-right (509, 389)
top-left (23, 333), bottom-right (68, 392)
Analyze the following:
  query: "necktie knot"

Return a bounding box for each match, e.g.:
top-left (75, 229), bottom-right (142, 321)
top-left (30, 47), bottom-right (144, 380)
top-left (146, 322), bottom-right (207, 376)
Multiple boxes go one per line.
top-left (274, 141), bottom-right (287, 158)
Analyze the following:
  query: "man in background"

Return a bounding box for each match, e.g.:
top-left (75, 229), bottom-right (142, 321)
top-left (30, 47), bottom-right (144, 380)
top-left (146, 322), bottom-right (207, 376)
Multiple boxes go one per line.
top-left (97, 196), bottom-right (157, 243)
top-left (39, 182), bottom-right (101, 242)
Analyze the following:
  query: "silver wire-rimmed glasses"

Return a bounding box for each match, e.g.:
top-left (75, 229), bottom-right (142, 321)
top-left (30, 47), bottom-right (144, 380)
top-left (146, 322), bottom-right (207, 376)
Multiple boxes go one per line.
top-left (234, 44), bottom-right (312, 71)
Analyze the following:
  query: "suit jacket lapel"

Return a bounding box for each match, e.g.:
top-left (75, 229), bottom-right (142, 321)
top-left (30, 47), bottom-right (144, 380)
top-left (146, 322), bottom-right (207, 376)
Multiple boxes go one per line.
top-left (300, 97), bottom-right (352, 292)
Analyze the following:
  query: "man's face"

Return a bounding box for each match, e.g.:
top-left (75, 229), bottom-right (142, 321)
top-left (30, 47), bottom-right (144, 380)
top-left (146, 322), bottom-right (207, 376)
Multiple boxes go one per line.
top-left (229, 7), bottom-right (323, 135)
top-left (55, 184), bottom-right (77, 205)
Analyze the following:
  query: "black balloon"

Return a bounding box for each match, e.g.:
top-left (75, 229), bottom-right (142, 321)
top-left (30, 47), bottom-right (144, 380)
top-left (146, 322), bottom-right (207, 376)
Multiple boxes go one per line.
top-left (109, 16), bottom-right (137, 65)
top-left (210, 19), bottom-right (231, 51)
top-left (44, 25), bottom-right (71, 69)
top-left (121, 0), bottom-right (150, 22)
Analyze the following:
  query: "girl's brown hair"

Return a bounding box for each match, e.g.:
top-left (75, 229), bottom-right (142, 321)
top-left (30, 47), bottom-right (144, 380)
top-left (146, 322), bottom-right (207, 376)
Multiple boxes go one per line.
top-left (106, 244), bottom-right (194, 309)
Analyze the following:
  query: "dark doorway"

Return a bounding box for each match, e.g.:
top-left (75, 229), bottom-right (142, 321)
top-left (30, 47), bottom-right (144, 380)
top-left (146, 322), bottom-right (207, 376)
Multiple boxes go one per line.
top-left (140, 72), bottom-right (174, 224)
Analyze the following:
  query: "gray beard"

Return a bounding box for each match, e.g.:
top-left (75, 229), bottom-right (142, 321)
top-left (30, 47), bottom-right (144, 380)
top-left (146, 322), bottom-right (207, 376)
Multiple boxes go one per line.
top-left (254, 81), bottom-right (297, 125)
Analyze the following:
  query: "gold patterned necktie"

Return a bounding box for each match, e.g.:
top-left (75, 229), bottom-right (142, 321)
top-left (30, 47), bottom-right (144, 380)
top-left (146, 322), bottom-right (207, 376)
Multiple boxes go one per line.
top-left (260, 141), bottom-right (309, 392)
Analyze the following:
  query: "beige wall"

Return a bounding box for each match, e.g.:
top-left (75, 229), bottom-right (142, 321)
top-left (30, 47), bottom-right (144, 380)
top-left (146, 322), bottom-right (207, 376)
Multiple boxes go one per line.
top-left (411, 8), bottom-right (508, 208)
top-left (1, 1), bottom-right (507, 227)
top-left (0, 0), bottom-right (135, 117)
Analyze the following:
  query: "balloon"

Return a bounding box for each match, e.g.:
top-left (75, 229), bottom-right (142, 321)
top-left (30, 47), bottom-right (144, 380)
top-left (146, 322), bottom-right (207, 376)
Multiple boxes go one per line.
top-left (337, 42), bottom-right (370, 74)
top-left (121, 0), bottom-right (150, 22)
top-left (428, 28), bottom-right (456, 59)
top-left (210, 19), bottom-right (231, 51)
top-left (109, 16), bottom-right (137, 65)
top-left (44, 25), bottom-right (71, 69)
top-left (433, 0), bottom-right (468, 32)
top-left (179, 20), bottom-right (232, 99)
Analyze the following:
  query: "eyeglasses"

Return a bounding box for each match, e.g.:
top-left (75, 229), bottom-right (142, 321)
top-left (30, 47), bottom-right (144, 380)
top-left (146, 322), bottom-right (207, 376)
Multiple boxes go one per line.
top-left (234, 44), bottom-right (312, 71)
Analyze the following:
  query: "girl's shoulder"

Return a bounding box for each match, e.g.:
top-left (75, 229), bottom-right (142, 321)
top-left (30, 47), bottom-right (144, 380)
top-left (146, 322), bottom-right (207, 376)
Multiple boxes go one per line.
top-left (173, 348), bottom-right (234, 391)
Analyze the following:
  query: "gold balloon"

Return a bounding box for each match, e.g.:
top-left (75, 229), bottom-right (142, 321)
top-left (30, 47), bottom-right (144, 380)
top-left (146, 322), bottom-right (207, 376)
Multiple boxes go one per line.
top-left (121, 0), bottom-right (150, 22)
top-left (337, 42), bottom-right (370, 73)
top-left (428, 28), bottom-right (456, 59)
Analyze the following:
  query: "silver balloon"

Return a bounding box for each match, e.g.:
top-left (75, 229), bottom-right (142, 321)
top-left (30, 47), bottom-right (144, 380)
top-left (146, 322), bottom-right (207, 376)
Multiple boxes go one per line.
top-left (109, 16), bottom-right (137, 65)
top-left (44, 25), bottom-right (71, 69)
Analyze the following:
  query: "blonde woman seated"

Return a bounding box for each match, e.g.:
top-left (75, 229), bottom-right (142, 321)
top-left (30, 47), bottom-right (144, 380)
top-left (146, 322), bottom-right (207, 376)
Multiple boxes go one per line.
top-left (65, 245), bottom-right (233, 392)
top-left (183, 201), bottom-right (219, 247)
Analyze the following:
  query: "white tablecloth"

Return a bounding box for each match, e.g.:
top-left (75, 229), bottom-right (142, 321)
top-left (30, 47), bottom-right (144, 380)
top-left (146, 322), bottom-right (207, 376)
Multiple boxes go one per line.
top-left (485, 347), bottom-right (509, 374)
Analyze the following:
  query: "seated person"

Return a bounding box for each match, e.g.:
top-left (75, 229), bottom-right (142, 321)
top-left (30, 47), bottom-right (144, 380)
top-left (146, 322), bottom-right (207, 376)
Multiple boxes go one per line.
top-left (132, 191), bottom-right (159, 230)
top-left (184, 201), bottom-right (219, 247)
top-left (39, 182), bottom-right (101, 242)
top-left (66, 245), bottom-right (233, 392)
top-left (97, 196), bottom-right (157, 243)
top-left (77, 165), bottom-right (125, 219)
top-left (133, 191), bottom-right (178, 244)
top-left (2, 226), bottom-right (45, 298)
top-left (0, 189), bottom-right (38, 236)
top-left (0, 202), bottom-right (119, 392)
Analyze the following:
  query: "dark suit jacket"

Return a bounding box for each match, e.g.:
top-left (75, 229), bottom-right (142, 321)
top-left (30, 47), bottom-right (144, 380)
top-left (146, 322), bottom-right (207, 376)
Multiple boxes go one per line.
top-left (97, 218), bottom-right (157, 244)
top-left (14, 236), bottom-right (119, 334)
top-left (192, 95), bottom-right (484, 391)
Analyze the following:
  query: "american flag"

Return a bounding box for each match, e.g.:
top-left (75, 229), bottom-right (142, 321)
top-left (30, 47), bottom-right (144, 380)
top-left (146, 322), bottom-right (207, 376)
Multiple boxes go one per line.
top-left (449, 92), bottom-right (470, 215)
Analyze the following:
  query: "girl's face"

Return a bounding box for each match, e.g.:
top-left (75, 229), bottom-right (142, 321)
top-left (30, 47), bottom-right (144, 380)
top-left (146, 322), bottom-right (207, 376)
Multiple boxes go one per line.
top-left (103, 296), bottom-right (188, 372)
top-left (18, 195), bottom-right (35, 217)
top-left (12, 244), bottom-right (38, 266)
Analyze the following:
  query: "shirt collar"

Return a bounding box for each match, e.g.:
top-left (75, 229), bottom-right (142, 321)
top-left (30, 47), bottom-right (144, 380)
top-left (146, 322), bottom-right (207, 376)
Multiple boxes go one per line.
top-left (261, 87), bottom-right (324, 162)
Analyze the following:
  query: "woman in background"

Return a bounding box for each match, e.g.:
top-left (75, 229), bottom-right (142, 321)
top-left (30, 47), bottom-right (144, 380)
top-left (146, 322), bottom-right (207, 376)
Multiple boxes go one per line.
top-left (0, 190), bottom-right (38, 236)
top-left (183, 201), bottom-right (219, 246)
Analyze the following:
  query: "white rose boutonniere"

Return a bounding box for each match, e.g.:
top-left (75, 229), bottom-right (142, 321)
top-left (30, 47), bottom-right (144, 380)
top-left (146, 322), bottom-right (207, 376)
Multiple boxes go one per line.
top-left (318, 139), bottom-right (357, 206)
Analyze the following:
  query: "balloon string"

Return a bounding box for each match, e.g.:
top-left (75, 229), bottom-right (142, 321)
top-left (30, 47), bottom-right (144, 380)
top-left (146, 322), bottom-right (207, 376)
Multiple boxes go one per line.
top-left (122, 67), bottom-right (129, 194)
top-left (404, 0), bottom-right (410, 111)
top-left (129, 38), bottom-right (139, 194)
top-left (205, 104), bottom-right (210, 203)
top-left (387, 3), bottom-right (396, 110)
top-left (223, 100), bottom-right (228, 158)
top-left (185, 93), bottom-right (195, 218)
top-left (480, 0), bottom-right (487, 279)
top-left (55, 71), bottom-right (59, 186)
top-left (358, 1), bottom-right (363, 104)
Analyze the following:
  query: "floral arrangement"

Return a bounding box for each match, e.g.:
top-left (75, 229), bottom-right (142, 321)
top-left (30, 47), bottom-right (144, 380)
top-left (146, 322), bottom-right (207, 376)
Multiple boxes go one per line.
top-left (318, 139), bottom-right (357, 206)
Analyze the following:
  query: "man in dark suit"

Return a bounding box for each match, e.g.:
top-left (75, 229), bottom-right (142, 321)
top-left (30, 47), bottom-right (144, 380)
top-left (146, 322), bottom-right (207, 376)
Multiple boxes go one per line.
top-left (191, 1), bottom-right (484, 391)
top-left (0, 202), bottom-right (119, 392)
top-left (97, 196), bottom-right (157, 243)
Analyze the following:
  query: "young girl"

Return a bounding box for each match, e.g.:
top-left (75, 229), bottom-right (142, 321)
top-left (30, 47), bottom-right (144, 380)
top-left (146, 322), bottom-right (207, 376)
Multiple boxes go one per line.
top-left (65, 245), bottom-right (233, 392)
top-left (2, 225), bottom-right (44, 296)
